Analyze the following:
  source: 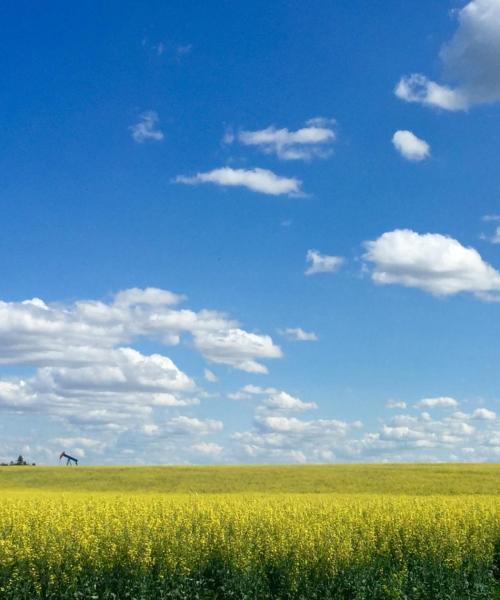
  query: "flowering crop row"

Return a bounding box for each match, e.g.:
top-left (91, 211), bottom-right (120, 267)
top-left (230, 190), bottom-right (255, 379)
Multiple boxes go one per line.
top-left (0, 493), bottom-right (498, 599)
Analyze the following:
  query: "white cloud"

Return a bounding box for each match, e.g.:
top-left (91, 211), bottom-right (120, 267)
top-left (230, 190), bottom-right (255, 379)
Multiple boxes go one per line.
top-left (386, 400), bottom-right (407, 410)
top-left (54, 437), bottom-right (106, 453)
top-left (392, 130), bottom-right (430, 161)
top-left (473, 408), bottom-right (496, 420)
top-left (232, 118), bottom-right (336, 160)
top-left (305, 249), bottom-right (344, 275)
top-left (164, 416), bottom-right (223, 436)
top-left (176, 167), bottom-right (302, 196)
top-left (480, 226), bottom-right (500, 244)
top-left (36, 347), bottom-right (194, 394)
top-left (480, 215), bottom-right (500, 244)
top-left (279, 327), bottom-right (318, 342)
top-left (114, 287), bottom-right (183, 307)
top-left (0, 288), bottom-right (280, 373)
top-left (129, 111), bottom-right (164, 143)
top-left (241, 385), bottom-right (278, 395)
top-left (261, 391), bottom-right (317, 412)
top-left (231, 400), bottom-right (499, 464)
top-left (192, 442), bottom-right (223, 456)
top-left (203, 368), bottom-right (218, 382)
top-left (0, 287), bottom-right (286, 463)
top-left (417, 397), bottom-right (459, 409)
top-left (193, 328), bottom-right (282, 374)
top-left (228, 385), bottom-right (316, 413)
top-left (395, 75), bottom-right (467, 111)
top-left (364, 229), bottom-right (500, 299)
top-left (255, 415), bottom-right (350, 436)
top-left (395, 0), bottom-right (500, 111)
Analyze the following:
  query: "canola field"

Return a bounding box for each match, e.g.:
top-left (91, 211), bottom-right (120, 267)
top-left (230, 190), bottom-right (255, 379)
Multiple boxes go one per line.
top-left (0, 465), bottom-right (499, 599)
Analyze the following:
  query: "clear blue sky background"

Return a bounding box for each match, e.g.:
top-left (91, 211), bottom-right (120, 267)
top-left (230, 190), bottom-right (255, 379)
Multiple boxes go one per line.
top-left (0, 0), bottom-right (498, 464)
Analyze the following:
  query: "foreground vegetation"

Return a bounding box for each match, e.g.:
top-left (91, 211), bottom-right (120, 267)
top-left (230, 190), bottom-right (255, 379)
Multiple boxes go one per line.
top-left (0, 465), bottom-right (499, 599)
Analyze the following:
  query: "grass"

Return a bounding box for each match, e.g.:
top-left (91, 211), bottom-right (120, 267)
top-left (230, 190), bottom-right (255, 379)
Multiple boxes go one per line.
top-left (1, 462), bottom-right (499, 495)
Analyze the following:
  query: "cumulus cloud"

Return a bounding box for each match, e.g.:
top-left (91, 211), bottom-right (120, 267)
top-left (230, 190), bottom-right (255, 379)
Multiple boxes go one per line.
top-left (395, 75), bottom-right (467, 111)
top-left (176, 167), bottom-right (302, 196)
top-left (416, 397), bottom-right (459, 409)
top-left (261, 391), bottom-right (317, 413)
top-left (228, 385), bottom-right (316, 413)
top-left (473, 408), bottom-right (496, 420)
top-left (483, 227), bottom-right (500, 244)
top-left (192, 442), bottom-right (223, 456)
top-left (55, 437), bottom-right (107, 453)
top-left (0, 287), bottom-right (285, 462)
top-left (193, 329), bottom-right (282, 373)
top-left (480, 216), bottom-right (500, 244)
top-left (204, 368), bottom-right (218, 383)
top-left (364, 229), bottom-right (500, 299)
top-left (232, 413), bottom-right (360, 464)
top-left (305, 250), bottom-right (344, 275)
top-left (279, 327), bottom-right (318, 342)
top-left (231, 394), bottom-right (499, 464)
top-left (164, 416), bottom-right (223, 436)
top-left (395, 0), bottom-right (500, 111)
top-left (392, 130), bottom-right (430, 161)
top-left (230, 118), bottom-right (336, 160)
top-left (386, 400), bottom-right (407, 410)
top-left (129, 111), bottom-right (164, 143)
top-left (0, 288), bottom-right (280, 373)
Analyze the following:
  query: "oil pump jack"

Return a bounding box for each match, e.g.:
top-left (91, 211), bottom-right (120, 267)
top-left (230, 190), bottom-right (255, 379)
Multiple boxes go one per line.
top-left (59, 451), bottom-right (78, 466)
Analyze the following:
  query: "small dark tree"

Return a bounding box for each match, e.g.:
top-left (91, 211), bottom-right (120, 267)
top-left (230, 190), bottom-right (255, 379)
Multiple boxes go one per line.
top-left (16, 455), bottom-right (26, 466)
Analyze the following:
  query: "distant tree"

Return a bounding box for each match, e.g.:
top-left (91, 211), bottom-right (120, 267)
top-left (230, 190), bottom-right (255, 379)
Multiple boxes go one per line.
top-left (16, 455), bottom-right (27, 466)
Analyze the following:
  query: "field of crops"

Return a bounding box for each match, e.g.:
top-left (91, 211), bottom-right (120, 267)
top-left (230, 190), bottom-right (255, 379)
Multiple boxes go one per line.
top-left (1, 465), bottom-right (499, 599)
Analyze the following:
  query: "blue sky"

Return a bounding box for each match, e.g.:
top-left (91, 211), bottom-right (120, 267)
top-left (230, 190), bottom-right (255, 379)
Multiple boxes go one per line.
top-left (0, 0), bottom-right (499, 464)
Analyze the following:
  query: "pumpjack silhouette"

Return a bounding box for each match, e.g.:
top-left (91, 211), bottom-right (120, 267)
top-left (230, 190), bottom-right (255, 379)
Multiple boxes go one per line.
top-left (59, 451), bottom-right (78, 466)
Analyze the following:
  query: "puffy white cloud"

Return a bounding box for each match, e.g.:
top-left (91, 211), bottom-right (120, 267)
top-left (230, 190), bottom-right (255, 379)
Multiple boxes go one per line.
top-left (193, 328), bottom-right (282, 374)
top-left (36, 348), bottom-right (194, 395)
top-left (192, 442), bottom-right (223, 456)
top-left (232, 118), bottom-right (336, 160)
top-left (486, 227), bottom-right (500, 244)
top-left (129, 111), bottom-right (164, 142)
top-left (164, 416), bottom-right (223, 436)
top-left (364, 229), bottom-right (500, 299)
top-left (480, 216), bottom-right (500, 244)
top-left (473, 408), bottom-right (496, 420)
top-left (416, 397), bottom-right (459, 409)
top-left (228, 385), bottom-right (315, 413)
top-left (0, 287), bottom-right (286, 463)
top-left (241, 384), bottom-right (278, 395)
top-left (261, 391), bottom-right (317, 412)
top-left (176, 167), bottom-right (302, 196)
top-left (203, 368), bottom-right (218, 382)
top-left (54, 437), bottom-right (106, 453)
top-left (114, 287), bottom-right (183, 307)
top-left (395, 75), bottom-right (467, 111)
top-left (0, 288), bottom-right (280, 373)
top-left (395, 0), bottom-right (500, 110)
top-left (227, 384), bottom-right (278, 401)
top-left (229, 388), bottom-right (500, 464)
top-left (305, 250), bottom-right (344, 275)
top-left (392, 130), bottom-right (430, 161)
top-left (279, 327), bottom-right (318, 342)
top-left (386, 400), bottom-right (407, 409)
top-left (256, 415), bottom-right (350, 435)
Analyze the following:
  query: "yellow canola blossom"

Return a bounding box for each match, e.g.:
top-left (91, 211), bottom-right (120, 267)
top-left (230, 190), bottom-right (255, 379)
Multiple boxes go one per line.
top-left (0, 493), bottom-right (498, 599)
